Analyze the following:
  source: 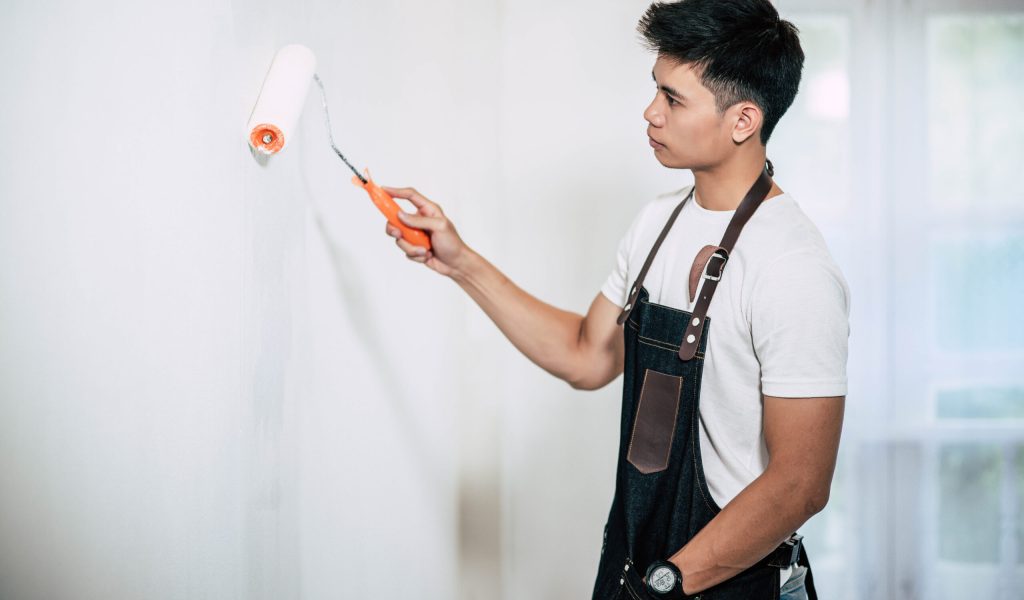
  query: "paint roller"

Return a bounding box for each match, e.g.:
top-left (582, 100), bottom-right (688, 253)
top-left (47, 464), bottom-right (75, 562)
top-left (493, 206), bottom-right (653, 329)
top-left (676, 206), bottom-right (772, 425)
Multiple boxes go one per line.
top-left (246, 44), bottom-right (431, 250)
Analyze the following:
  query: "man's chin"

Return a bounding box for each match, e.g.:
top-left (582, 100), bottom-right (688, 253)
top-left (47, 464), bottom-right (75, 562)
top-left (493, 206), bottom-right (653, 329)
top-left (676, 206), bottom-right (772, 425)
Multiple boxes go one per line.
top-left (653, 152), bottom-right (689, 170)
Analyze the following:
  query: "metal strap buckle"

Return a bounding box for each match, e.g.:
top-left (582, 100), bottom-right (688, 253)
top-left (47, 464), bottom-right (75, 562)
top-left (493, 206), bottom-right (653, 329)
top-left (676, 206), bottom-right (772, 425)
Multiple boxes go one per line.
top-left (768, 533), bottom-right (803, 568)
top-left (701, 250), bottom-right (729, 282)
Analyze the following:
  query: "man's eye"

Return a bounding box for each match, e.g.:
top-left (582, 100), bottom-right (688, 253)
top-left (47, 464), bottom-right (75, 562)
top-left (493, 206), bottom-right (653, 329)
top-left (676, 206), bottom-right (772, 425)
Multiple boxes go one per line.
top-left (666, 95), bottom-right (677, 106)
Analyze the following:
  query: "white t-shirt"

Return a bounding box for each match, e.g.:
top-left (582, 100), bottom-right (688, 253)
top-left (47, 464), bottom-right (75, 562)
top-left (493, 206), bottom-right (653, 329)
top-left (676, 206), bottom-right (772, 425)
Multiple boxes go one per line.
top-left (601, 184), bottom-right (850, 527)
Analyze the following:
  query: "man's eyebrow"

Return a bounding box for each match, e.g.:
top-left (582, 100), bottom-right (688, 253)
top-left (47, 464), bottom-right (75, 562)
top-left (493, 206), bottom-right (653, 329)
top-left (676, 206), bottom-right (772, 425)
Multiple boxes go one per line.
top-left (651, 71), bottom-right (684, 100)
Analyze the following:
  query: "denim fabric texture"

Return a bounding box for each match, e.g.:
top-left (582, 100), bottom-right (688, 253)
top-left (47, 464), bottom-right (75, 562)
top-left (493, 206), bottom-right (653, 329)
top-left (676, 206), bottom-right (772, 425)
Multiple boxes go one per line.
top-left (592, 187), bottom-right (819, 599)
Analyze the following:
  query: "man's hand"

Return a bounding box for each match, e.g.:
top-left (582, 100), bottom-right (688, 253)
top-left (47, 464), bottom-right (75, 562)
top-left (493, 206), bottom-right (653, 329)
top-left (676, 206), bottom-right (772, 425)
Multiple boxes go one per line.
top-left (381, 185), bottom-right (469, 278)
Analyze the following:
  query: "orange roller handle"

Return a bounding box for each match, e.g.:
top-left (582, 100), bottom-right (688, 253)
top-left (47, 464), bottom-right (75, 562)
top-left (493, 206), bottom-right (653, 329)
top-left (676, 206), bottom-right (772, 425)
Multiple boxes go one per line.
top-left (351, 172), bottom-right (432, 250)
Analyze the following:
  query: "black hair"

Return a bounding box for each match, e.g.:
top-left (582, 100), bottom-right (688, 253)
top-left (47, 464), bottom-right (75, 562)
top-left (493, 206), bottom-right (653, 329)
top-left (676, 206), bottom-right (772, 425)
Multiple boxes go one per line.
top-left (637, 0), bottom-right (804, 144)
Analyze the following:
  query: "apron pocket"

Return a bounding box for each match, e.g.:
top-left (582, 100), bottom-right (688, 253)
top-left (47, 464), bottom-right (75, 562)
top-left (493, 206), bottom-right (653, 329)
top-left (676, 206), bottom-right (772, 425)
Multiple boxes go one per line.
top-left (627, 369), bottom-right (682, 474)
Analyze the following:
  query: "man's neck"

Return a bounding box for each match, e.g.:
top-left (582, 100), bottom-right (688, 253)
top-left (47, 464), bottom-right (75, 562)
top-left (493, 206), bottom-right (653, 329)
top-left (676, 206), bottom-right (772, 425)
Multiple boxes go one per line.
top-left (692, 151), bottom-right (783, 212)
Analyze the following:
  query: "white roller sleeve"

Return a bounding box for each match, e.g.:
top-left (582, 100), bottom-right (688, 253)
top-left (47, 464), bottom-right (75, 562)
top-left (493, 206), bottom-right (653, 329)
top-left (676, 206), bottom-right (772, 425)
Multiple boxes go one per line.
top-left (246, 44), bottom-right (317, 155)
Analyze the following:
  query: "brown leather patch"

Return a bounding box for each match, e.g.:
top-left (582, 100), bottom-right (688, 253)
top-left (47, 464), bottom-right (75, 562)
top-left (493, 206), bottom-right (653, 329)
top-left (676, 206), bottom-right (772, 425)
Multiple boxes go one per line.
top-left (627, 369), bottom-right (682, 474)
top-left (689, 244), bottom-right (723, 303)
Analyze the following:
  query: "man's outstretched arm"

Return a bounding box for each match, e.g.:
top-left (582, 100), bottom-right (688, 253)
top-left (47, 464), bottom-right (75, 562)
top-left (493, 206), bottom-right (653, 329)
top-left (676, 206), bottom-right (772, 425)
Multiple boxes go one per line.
top-left (669, 394), bottom-right (845, 594)
top-left (383, 185), bottom-right (624, 390)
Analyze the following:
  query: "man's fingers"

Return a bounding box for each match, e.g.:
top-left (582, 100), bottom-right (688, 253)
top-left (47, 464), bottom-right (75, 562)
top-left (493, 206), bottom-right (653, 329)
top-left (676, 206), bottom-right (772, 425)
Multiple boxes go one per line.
top-left (397, 211), bottom-right (444, 231)
top-left (389, 219), bottom-right (436, 263)
top-left (395, 235), bottom-right (428, 258)
top-left (381, 185), bottom-right (440, 213)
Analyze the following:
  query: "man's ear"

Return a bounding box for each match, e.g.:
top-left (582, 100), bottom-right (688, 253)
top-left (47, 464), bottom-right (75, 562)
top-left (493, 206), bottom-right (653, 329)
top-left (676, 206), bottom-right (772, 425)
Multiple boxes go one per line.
top-left (731, 102), bottom-right (763, 145)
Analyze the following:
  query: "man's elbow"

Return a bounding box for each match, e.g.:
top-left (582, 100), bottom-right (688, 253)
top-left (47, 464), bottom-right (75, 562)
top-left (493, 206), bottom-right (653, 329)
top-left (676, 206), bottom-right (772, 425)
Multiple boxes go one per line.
top-left (565, 356), bottom-right (619, 391)
top-left (567, 375), bottom-right (600, 391)
top-left (566, 369), bottom-right (616, 391)
top-left (773, 466), bottom-right (832, 517)
top-left (801, 485), bottom-right (831, 517)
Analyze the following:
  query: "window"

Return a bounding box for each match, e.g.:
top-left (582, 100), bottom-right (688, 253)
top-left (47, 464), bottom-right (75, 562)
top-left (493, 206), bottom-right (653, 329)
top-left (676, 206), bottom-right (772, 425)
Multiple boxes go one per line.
top-left (773, 1), bottom-right (1023, 597)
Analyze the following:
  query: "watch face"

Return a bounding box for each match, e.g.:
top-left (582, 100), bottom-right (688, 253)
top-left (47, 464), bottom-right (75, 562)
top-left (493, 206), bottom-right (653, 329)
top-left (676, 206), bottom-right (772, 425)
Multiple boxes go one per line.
top-left (650, 566), bottom-right (677, 593)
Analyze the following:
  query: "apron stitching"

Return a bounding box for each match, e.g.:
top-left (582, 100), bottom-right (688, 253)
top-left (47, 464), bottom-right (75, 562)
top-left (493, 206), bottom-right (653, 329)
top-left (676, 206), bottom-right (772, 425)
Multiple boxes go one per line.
top-left (627, 370), bottom-right (684, 475)
top-left (638, 336), bottom-right (705, 359)
top-left (635, 335), bottom-right (703, 359)
top-left (625, 369), bottom-right (653, 467)
top-left (639, 296), bottom-right (696, 317)
top-left (667, 376), bottom-right (683, 472)
top-left (625, 370), bottom-right (684, 474)
top-left (692, 432), bottom-right (718, 513)
top-left (691, 381), bottom-right (721, 514)
top-left (637, 336), bottom-right (679, 352)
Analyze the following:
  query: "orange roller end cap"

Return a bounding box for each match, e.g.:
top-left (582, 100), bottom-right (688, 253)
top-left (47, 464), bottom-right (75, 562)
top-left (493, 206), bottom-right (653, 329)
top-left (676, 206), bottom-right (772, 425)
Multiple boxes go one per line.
top-left (249, 123), bottom-right (285, 154)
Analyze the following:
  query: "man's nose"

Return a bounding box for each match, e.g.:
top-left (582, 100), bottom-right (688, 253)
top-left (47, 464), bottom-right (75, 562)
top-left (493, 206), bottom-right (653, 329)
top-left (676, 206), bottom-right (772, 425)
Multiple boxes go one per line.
top-left (644, 101), bottom-right (664, 127)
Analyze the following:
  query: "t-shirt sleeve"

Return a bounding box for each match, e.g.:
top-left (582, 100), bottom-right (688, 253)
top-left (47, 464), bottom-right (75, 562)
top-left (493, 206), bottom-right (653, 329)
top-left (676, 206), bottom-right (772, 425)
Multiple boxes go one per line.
top-left (600, 205), bottom-right (647, 308)
top-left (600, 234), bottom-right (631, 308)
top-left (750, 250), bottom-right (851, 398)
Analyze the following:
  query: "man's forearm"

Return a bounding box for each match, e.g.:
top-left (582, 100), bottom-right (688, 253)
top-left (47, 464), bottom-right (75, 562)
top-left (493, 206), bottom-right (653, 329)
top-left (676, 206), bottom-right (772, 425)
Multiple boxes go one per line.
top-left (668, 465), bottom-right (825, 594)
top-left (449, 247), bottom-right (588, 385)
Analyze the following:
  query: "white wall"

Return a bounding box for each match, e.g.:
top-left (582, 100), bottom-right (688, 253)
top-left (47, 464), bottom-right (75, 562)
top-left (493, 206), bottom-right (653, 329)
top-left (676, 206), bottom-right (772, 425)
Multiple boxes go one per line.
top-left (0, 0), bottom-right (494, 598)
top-left (0, 0), bottom-right (788, 597)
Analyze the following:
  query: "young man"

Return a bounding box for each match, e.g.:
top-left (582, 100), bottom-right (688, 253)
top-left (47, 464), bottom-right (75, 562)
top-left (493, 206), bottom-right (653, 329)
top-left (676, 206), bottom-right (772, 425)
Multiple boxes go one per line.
top-left (382, 1), bottom-right (848, 598)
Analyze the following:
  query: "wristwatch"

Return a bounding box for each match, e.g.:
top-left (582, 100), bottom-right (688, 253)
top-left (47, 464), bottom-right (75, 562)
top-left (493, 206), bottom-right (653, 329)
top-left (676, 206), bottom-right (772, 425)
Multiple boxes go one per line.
top-left (645, 560), bottom-right (684, 598)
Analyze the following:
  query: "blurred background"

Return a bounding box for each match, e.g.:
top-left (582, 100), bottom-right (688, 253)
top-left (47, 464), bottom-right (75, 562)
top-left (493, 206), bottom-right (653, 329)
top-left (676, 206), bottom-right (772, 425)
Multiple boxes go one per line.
top-left (0, 0), bottom-right (1021, 598)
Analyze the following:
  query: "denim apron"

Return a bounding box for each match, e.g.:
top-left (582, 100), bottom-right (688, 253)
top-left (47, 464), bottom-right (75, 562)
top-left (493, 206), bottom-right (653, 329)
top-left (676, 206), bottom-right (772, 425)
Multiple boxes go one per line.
top-left (591, 165), bottom-right (818, 600)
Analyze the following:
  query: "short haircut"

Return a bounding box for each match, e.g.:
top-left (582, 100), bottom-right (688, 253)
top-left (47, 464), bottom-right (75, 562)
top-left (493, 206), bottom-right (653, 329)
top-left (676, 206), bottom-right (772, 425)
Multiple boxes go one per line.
top-left (637, 0), bottom-right (804, 144)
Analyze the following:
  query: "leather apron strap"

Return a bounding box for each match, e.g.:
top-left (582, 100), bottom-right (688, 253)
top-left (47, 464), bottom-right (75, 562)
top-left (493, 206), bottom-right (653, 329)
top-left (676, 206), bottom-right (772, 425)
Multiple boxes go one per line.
top-left (615, 187), bottom-right (695, 326)
top-left (678, 166), bottom-right (773, 360)
top-left (616, 161), bottom-right (776, 362)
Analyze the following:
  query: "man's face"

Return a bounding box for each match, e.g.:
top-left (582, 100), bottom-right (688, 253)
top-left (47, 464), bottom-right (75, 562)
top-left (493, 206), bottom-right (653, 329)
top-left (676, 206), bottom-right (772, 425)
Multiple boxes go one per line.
top-left (644, 55), bottom-right (735, 170)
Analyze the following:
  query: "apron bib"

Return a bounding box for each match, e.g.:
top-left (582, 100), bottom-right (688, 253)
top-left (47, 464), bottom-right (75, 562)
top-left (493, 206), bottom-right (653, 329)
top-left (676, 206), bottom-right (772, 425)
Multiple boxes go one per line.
top-left (591, 164), bottom-right (818, 600)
